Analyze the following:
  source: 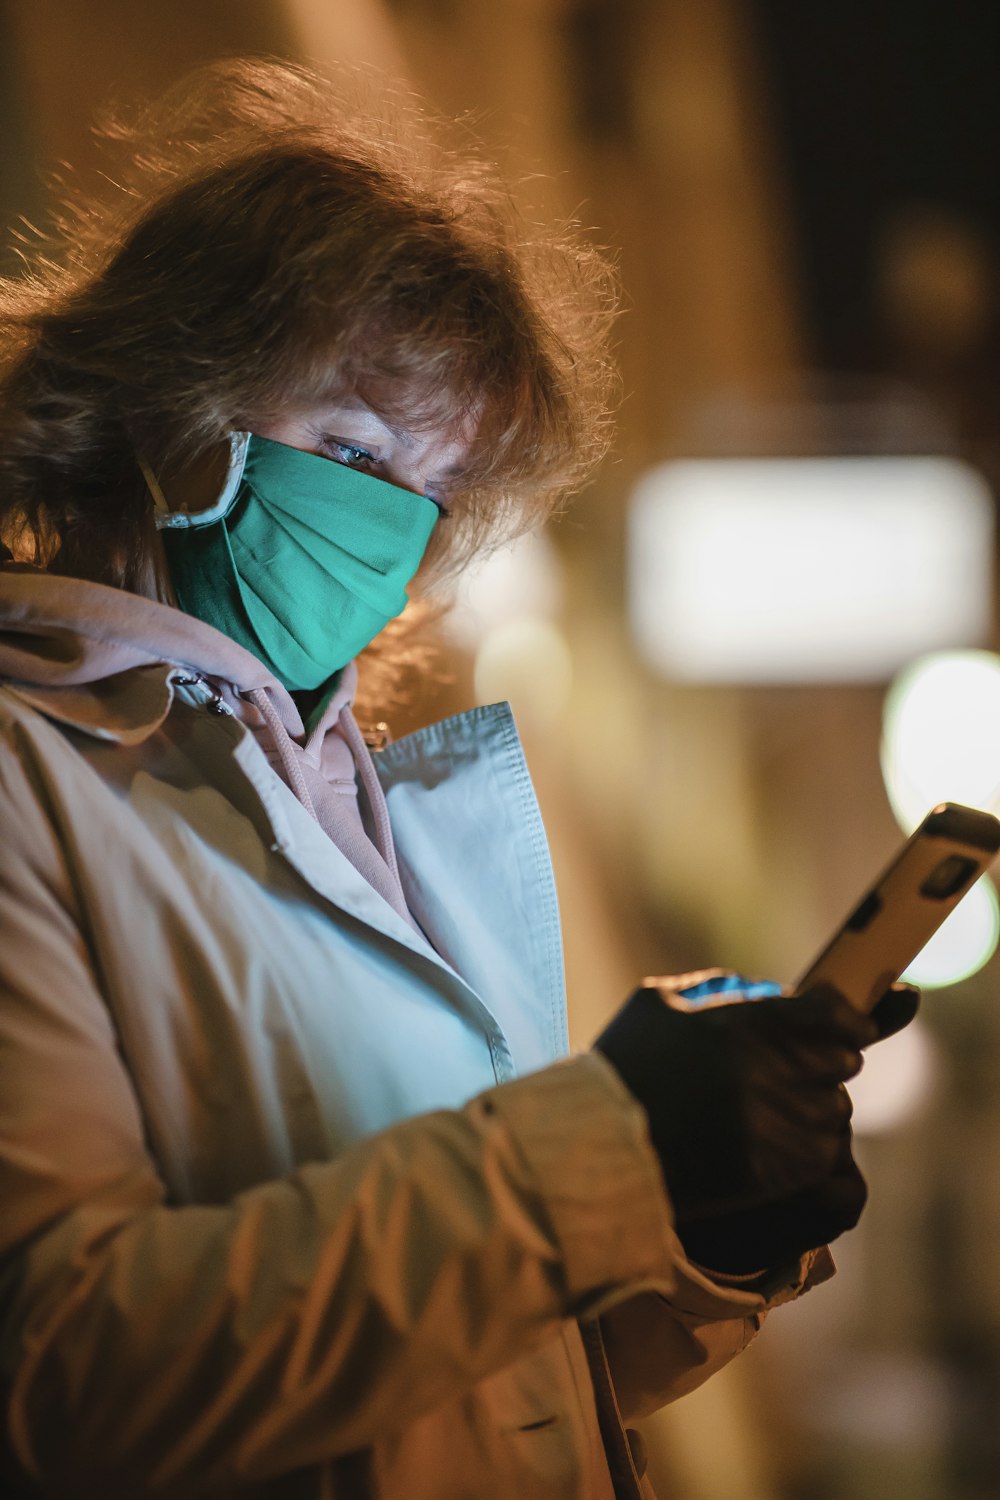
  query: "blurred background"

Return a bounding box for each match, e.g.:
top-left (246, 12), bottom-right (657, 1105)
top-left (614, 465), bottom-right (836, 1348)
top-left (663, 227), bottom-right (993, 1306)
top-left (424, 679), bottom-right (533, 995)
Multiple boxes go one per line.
top-left (2, 2), bottom-right (998, 1495)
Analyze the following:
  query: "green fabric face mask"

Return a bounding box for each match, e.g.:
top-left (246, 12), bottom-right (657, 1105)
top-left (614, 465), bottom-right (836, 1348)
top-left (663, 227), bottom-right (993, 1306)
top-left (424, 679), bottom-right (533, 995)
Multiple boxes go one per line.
top-left (155, 433), bottom-right (440, 692)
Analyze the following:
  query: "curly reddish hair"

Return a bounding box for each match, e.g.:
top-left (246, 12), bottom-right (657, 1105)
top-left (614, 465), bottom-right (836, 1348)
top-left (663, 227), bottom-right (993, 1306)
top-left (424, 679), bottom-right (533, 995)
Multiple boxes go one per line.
top-left (0, 58), bottom-right (618, 699)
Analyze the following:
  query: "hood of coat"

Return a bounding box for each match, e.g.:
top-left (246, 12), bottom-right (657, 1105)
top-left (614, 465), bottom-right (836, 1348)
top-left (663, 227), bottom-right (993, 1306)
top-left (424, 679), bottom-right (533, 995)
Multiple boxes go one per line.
top-left (0, 564), bottom-right (312, 738)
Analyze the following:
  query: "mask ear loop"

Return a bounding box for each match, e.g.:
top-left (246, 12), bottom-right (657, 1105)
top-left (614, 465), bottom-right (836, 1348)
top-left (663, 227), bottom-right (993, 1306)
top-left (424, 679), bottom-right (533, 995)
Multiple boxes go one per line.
top-left (139, 432), bottom-right (252, 531)
top-left (137, 455), bottom-right (172, 518)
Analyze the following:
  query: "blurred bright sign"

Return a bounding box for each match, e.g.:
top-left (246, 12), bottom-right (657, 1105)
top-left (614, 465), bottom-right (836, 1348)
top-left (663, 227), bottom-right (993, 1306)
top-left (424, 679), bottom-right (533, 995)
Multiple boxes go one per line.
top-left (628, 457), bottom-right (994, 682)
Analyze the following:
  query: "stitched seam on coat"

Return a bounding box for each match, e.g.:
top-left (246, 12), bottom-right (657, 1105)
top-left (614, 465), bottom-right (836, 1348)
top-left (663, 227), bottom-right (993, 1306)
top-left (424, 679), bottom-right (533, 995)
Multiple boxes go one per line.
top-left (495, 706), bottom-right (566, 1063)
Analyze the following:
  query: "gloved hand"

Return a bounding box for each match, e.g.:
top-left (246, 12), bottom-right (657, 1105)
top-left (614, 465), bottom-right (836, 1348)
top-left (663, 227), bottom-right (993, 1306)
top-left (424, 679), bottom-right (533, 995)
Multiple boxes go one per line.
top-left (675, 1131), bottom-right (865, 1275)
top-left (593, 972), bottom-right (919, 1270)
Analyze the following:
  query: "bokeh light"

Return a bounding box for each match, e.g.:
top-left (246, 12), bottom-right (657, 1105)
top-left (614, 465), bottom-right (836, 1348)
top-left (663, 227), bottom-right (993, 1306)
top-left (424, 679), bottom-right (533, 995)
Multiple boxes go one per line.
top-left (880, 651), bottom-right (1000, 989)
top-left (901, 874), bottom-right (1000, 990)
top-left (882, 650), bottom-right (1000, 832)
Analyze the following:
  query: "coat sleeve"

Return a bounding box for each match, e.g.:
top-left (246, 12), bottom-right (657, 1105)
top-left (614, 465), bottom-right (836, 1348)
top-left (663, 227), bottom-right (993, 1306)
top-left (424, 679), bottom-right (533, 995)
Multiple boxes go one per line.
top-left (597, 1248), bottom-right (836, 1423)
top-left (0, 733), bottom-right (687, 1499)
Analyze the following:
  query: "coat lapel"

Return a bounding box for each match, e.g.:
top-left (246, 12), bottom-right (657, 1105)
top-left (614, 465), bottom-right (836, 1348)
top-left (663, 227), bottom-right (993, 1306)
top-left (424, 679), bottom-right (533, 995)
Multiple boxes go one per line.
top-left (9, 668), bottom-right (565, 1078)
top-left (376, 703), bottom-right (569, 1075)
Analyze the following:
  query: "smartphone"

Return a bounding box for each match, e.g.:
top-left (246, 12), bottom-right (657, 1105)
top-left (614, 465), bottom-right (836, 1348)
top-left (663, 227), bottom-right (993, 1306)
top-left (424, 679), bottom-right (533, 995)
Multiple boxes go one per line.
top-left (794, 802), bottom-right (1000, 1012)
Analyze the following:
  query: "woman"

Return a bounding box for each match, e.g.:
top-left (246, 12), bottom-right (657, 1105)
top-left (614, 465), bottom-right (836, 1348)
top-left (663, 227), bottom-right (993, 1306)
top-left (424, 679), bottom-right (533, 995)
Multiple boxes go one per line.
top-left (0, 59), bottom-right (912, 1500)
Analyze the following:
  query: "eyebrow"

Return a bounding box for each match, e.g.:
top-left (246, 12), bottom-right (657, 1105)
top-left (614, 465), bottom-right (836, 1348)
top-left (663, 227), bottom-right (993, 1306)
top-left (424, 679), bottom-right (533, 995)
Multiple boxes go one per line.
top-left (384, 420), bottom-right (417, 450)
top-left (315, 400), bottom-right (469, 479)
top-left (319, 402), bottom-right (418, 452)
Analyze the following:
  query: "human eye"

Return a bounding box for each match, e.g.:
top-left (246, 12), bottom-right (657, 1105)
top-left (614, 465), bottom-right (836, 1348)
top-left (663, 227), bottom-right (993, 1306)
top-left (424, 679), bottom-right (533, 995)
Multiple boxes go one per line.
top-left (319, 437), bottom-right (380, 472)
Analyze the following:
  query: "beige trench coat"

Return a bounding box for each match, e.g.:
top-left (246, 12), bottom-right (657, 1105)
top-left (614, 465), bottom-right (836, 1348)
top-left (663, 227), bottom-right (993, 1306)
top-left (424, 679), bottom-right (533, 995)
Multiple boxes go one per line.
top-left (0, 571), bottom-right (831, 1499)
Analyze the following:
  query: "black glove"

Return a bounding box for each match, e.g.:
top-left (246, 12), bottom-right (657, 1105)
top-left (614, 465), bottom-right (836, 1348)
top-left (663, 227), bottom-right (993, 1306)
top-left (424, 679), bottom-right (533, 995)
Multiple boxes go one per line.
top-left (675, 1130), bottom-right (866, 1274)
top-left (594, 972), bottom-right (919, 1237)
top-left (676, 983), bottom-right (919, 1274)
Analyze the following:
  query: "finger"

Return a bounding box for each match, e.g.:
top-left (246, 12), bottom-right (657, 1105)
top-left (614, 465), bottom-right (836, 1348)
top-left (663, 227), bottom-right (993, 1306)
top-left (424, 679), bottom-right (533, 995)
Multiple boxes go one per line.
top-left (755, 1080), bottom-right (855, 1141)
top-left (788, 1082), bottom-right (855, 1129)
top-left (772, 986), bottom-right (880, 1049)
top-left (749, 1083), bottom-right (854, 1159)
top-left (781, 1040), bottom-right (865, 1083)
top-left (749, 1027), bottom-right (866, 1084)
top-left (811, 1164), bottom-right (869, 1233)
top-left (746, 1122), bottom-right (848, 1199)
top-left (754, 1131), bottom-right (851, 1195)
top-left (869, 982), bottom-right (920, 1041)
top-left (676, 1161), bottom-right (869, 1272)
